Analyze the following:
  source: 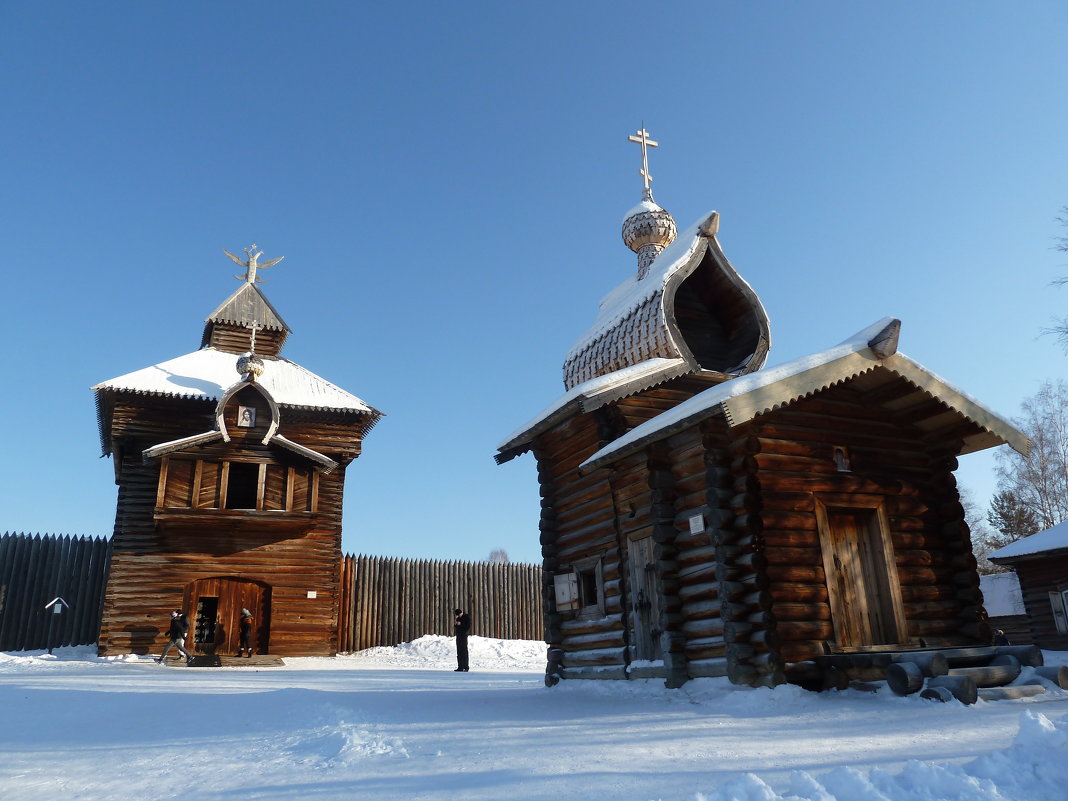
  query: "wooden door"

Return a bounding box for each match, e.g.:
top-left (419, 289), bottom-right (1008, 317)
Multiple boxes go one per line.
top-left (186, 578), bottom-right (271, 655)
top-left (628, 536), bottom-right (662, 661)
top-left (815, 498), bottom-right (907, 650)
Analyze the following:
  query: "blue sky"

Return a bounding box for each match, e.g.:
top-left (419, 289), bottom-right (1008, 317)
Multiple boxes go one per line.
top-left (3, 2), bottom-right (1067, 564)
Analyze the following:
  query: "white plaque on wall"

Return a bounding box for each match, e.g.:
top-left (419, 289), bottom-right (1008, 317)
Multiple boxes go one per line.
top-left (688, 514), bottom-right (704, 535)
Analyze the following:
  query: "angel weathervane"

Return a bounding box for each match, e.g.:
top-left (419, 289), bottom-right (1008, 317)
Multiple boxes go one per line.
top-left (223, 244), bottom-right (285, 284)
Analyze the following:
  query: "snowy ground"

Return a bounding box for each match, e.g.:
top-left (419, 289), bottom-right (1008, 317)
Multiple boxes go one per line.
top-left (2, 637), bottom-right (1068, 801)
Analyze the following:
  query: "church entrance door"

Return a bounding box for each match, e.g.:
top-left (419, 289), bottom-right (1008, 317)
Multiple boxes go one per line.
top-left (815, 496), bottom-right (907, 650)
top-left (186, 577), bottom-right (271, 656)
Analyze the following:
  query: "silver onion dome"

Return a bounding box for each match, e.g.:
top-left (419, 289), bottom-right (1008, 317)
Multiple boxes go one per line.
top-left (622, 193), bottom-right (677, 279)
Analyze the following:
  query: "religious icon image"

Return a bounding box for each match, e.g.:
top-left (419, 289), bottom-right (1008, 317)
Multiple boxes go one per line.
top-left (238, 406), bottom-right (256, 428)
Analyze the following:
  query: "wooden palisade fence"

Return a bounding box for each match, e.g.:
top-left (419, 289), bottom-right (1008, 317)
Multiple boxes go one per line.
top-left (338, 554), bottom-right (543, 652)
top-left (0, 533), bottom-right (111, 652)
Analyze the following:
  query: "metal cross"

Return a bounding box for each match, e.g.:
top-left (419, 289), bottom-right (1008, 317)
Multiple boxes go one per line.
top-left (628, 127), bottom-right (659, 197)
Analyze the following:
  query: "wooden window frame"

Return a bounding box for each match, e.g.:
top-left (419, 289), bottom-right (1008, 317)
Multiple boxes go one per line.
top-left (573, 555), bottom-right (605, 620)
top-left (157, 457), bottom-right (318, 514)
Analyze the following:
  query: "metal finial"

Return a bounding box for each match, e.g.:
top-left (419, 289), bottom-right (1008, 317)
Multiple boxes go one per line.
top-left (627, 126), bottom-right (659, 201)
top-left (222, 244), bottom-right (285, 284)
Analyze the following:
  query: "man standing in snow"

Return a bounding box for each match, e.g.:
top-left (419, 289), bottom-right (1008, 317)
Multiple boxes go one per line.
top-left (454, 607), bottom-right (470, 672)
top-left (156, 610), bottom-right (193, 665)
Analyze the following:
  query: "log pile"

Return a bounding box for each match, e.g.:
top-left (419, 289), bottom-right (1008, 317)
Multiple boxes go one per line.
top-left (791, 644), bottom-right (1063, 703)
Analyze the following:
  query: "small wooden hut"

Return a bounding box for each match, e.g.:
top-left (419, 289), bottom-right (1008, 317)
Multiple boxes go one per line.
top-left (497, 143), bottom-right (1030, 688)
top-left (990, 524), bottom-right (1068, 650)
top-left (92, 247), bottom-right (381, 657)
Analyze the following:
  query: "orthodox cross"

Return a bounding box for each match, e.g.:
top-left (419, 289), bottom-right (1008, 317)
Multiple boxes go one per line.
top-left (223, 244), bottom-right (285, 284)
top-left (628, 127), bottom-right (659, 199)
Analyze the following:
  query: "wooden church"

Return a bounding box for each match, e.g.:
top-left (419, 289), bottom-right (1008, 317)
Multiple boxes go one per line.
top-left (93, 246), bottom-right (381, 658)
top-left (497, 130), bottom-right (1031, 689)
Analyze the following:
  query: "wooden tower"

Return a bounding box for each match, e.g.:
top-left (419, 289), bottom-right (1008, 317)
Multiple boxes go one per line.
top-left (93, 246), bottom-right (381, 657)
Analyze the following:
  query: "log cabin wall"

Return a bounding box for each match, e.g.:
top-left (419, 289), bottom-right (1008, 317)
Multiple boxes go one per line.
top-left (97, 392), bottom-right (364, 657)
top-left (536, 411), bottom-right (629, 682)
top-left (730, 384), bottom-right (985, 670)
top-left (667, 420), bottom-right (734, 681)
top-left (1009, 557), bottom-right (1068, 649)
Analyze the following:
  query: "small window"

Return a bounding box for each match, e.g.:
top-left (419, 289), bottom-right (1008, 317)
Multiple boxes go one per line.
top-left (573, 556), bottom-right (605, 619)
top-left (226, 463), bottom-right (260, 510)
top-left (1051, 591), bottom-right (1068, 636)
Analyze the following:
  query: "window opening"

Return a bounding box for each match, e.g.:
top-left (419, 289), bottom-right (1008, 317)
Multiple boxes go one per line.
top-left (226, 462), bottom-right (259, 510)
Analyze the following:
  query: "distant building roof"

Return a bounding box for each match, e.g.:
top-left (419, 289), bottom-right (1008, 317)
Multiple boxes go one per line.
top-left (990, 520), bottom-right (1068, 562)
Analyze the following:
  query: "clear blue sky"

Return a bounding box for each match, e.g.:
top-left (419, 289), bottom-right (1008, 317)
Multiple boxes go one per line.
top-left (3, 2), bottom-right (1067, 564)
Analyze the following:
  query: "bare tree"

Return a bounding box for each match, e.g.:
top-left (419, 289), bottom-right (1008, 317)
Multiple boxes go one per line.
top-left (1045, 207), bottom-right (1068, 347)
top-left (962, 486), bottom-right (1005, 575)
top-left (993, 379), bottom-right (1068, 531)
top-left (488, 549), bottom-right (510, 564)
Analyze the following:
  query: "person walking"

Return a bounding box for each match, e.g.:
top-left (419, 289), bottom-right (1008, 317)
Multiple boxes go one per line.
top-left (238, 608), bottom-right (254, 657)
top-left (454, 607), bottom-right (471, 672)
top-left (156, 610), bottom-right (192, 665)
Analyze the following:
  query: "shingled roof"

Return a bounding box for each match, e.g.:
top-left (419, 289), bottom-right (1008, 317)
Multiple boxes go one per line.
top-left (562, 210), bottom-right (771, 389)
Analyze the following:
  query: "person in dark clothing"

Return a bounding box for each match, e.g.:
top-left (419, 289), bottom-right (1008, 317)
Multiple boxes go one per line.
top-left (156, 610), bottom-right (192, 664)
top-left (238, 608), bottom-right (254, 657)
top-left (454, 608), bottom-right (471, 671)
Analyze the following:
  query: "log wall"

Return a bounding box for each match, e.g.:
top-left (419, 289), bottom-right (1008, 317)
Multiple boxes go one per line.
top-left (337, 554), bottom-right (542, 651)
top-left (737, 386), bottom-right (985, 666)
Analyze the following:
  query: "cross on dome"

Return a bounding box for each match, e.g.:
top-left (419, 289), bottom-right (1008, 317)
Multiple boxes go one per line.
top-left (628, 126), bottom-right (659, 201)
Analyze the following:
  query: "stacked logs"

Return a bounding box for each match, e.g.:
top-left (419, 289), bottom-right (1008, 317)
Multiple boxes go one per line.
top-left (719, 429), bottom-right (783, 687)
top-left (807, 645), bottom-right (1065, 703)
top-left (674, 421), bottom-right (731, 679)
top-left (647, 441), bottom-right (687, 687)
top-left (927, 453), bottom-right (989, 644)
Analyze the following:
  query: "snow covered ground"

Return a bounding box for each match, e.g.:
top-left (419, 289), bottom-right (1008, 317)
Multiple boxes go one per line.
top-left (2, 636), bottom-right (1068, 801)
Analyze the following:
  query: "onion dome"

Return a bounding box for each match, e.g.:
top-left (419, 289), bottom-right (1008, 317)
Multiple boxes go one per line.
top-left (236, 351), bottom-right (265, 382)
top-left (622, 191), bottom-right (677, 280)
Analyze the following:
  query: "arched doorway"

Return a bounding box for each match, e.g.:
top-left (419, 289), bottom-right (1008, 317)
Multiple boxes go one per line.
top-left (185, 577), bottom-right (271, 655)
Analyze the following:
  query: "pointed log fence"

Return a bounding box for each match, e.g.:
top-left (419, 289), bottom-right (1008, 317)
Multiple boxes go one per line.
top-left (338, 554), bottom-right (544, 652)
top-left (0, 532), bottom-right (111, 652)
top-left (1, 534), bottom-right (544, 655)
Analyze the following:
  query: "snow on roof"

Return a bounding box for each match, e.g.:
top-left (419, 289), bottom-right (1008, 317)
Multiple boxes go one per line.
top-left (565, 213), bottom-right (707, 362)
top-left (580, 318), bottom-right (1029, 471)
top-left (979, 572), bottom-right (1026, 616)
top-left (495, 358), bottom-right (689, 462)
top-left (621, 198), bottom-right (665, 224)
top-left (92, 347), bottom-right (377, 414)
top-left (990, 520), bottom-right (1068, 561)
